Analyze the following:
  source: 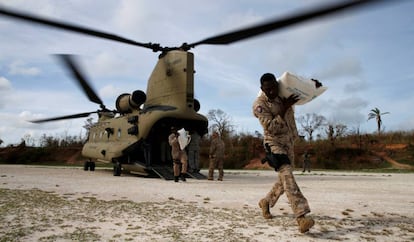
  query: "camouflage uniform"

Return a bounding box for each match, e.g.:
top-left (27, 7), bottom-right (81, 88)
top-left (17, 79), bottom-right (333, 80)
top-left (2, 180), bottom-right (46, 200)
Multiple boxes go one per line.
top-left (253, 92), bottom-right (310, 218)
top-left (168, 132), bottom-right (188, 177)
top-left (208, 133), bottom-right (225, 180)
top-left (303, 152), bottom-right (311, 172)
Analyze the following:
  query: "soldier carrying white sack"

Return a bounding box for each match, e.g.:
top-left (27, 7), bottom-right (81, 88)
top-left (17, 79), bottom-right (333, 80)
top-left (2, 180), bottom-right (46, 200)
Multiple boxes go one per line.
top-left (253, 73), bottom-right (315, 233)
top-left (168, 126), bottom-right (188, 182)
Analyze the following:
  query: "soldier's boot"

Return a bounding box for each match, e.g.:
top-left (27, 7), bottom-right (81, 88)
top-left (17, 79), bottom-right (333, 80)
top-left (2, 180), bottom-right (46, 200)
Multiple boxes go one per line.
top-left (180, 173), bottom-right (186, 182)
top-left (258, 198), bottom-right (273, 219)
top-left (174, 176), bottom-right (179, 182)
top-left (297, 215), bottom-right (315, 233)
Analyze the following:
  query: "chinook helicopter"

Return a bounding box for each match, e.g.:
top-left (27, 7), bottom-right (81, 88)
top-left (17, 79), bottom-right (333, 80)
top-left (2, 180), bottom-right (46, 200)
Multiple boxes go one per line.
top-left (0, 0), bottom-right (385, 179)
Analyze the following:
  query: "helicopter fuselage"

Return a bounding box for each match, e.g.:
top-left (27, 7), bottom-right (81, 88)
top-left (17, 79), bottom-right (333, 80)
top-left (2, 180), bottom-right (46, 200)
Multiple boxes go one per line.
top-left (82, 50), bottom-right (208, 178)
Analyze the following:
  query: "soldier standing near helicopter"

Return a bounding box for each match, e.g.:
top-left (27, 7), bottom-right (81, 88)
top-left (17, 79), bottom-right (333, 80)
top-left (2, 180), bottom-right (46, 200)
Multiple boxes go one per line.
top-left (208, 131), bottom-right (225, 181)
top-left (168, 127), bottom-right (188, 182)
top-left (253, 73), bottom-right (314, 233)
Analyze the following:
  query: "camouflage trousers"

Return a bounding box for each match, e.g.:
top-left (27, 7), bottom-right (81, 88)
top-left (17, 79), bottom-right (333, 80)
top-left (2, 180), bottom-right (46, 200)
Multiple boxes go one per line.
top-left (208, 157), bottom-right (224, 180)
top-left (173, 152), bottom-right (188, 176)
top-left (264, 164), bottom-right (310, 218)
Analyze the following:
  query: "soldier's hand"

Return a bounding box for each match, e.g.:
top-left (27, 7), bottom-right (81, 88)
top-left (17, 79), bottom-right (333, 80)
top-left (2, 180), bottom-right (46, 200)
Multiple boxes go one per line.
top-left (284, 94), bottom-right (300, 105)
top-left (281, 94), bottom-right (299, 116)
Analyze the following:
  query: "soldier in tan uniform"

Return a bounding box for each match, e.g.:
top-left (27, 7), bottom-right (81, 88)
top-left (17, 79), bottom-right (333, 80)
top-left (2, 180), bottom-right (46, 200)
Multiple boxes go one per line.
top-left (168, 127), bottom-right (188, 182)
top-left (302, 150), bottom-right (311, 173)
top-left (208, 131), bottom-right (225, 181)
top-left (252, 73), bottom-right (315, 233)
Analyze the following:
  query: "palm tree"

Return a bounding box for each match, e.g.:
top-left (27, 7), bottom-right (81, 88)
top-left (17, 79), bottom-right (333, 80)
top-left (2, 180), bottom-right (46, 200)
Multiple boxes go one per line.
top-left (367, 107), bottom-right (390, 134)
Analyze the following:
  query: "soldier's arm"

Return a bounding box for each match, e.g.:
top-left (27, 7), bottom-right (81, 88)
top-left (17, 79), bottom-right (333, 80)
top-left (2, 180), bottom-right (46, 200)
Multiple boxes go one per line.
top-left (209, 140), bottom-right (216, 157)
top-left (253, 104), bottom-right (287, 135)
top-left (168, 134), bottom-right (177, 146)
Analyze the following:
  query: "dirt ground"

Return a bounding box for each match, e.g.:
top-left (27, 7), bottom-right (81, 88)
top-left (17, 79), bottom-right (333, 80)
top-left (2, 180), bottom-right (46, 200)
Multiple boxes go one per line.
top-left (0, 165), bottom-right (413, 241)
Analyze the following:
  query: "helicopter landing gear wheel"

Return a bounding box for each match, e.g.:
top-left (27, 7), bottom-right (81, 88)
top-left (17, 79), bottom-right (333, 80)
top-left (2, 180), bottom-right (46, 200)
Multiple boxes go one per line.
top-left (84, 160), bottom-right (95, 171)
top-left (113, 161), bottom-right (122, 176)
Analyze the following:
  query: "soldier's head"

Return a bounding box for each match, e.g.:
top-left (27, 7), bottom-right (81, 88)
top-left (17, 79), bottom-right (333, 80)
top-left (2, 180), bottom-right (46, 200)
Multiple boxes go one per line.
top-left (212, 131), bottom-right (220, 138)
top-left (260, 73), bottom-right (279, 100)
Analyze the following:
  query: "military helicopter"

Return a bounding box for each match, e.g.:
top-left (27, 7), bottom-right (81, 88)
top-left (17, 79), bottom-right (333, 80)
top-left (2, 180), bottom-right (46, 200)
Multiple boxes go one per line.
top-left (0, 0), bottom-right (385, 179)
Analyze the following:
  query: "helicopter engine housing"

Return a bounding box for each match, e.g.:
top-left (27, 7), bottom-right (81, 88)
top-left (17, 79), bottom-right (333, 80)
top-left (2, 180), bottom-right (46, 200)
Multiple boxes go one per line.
top-left (115, 90), bottom-right (146, 113)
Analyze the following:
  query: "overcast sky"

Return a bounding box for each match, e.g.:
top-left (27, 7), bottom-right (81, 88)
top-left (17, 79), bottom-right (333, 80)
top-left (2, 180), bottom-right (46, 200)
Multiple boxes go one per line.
top-left (1, 0), bottom-right (413, 146)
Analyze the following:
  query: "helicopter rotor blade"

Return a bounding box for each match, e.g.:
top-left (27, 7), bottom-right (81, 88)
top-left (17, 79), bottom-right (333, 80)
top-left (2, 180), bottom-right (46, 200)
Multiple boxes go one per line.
top-left (56, 54), bottom-right (105, 108)
top-left (188, 0), bottom-right (385, 48)
top-left (30, 111), bottom-right (98, 123)
top-left (0, 6), bottom-right (160, 51)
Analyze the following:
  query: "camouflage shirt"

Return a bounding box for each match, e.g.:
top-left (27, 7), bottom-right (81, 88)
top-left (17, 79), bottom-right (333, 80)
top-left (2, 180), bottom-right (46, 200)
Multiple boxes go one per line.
top-left (252, 92), bottom-right (299, 159)
top-left (209, 137), bottom-right (225, 159)
top-left (168, 133), bottom-right (186, 160)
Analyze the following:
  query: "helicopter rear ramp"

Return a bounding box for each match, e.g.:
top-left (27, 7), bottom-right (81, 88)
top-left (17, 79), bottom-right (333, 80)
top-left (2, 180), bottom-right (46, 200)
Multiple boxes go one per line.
top-left (151, 166), bottom-right (175, 180)
top-left (151, 166), bottom-right (207, 180)
top-left (186, 171), bottom-right (207, 179)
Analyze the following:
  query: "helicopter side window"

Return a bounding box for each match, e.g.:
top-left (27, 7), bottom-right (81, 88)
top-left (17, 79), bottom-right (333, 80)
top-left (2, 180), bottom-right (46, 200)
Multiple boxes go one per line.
top-left (118, 128), bottom-right (121, 138)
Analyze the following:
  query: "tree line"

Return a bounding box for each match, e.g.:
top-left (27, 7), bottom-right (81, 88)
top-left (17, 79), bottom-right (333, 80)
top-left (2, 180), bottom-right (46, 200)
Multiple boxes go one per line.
top-left (0, 107), bottom-right (391, 148)
top-left (3, 107), bottom-right (411, 170)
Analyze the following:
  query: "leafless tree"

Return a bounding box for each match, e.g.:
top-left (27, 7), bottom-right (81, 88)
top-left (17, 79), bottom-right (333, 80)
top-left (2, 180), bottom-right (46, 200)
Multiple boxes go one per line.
top-left (297, 113), bottom-right (326, 141)
top-left (83, 117), bottom-right (95, 140)
top-left (23, 134), bottom-right (35, 147)
top-left (326, 123), bottom-right (347, 146)
top-left (206, 109), bottom-right (234, 139)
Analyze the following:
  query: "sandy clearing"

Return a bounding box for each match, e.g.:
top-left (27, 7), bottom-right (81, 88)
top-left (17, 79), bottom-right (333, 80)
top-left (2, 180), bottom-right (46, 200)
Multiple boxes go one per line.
top-left (0, 165), bottom-right (413, 241)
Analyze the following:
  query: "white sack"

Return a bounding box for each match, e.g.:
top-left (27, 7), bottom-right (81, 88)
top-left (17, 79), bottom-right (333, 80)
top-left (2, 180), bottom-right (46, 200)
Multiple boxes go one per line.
top-left (278, 71), bottom-right (327, 105)
top-left (177, 128), bottom-right (191, 150)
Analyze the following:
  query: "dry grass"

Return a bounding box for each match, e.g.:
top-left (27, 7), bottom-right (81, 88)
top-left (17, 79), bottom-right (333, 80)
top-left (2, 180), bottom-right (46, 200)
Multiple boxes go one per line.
top-left (0, 188), bottom-right (275, 241)
top-left (1, 188), bottom-right (413, 241)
